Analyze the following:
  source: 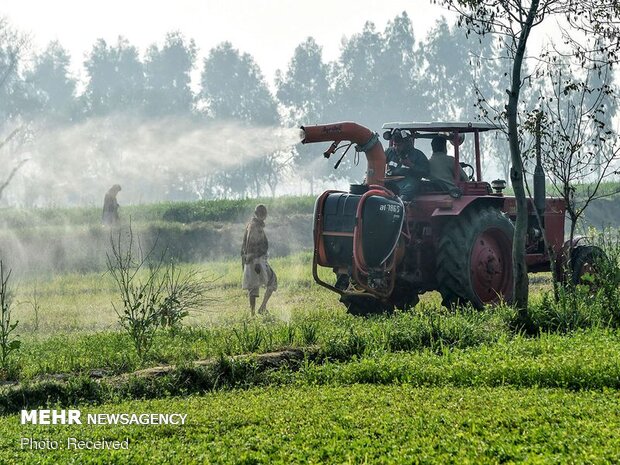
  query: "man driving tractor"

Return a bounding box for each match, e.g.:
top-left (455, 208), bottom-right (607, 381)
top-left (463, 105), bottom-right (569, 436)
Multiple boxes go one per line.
top-left (384, 129), bottom-right (430, 201)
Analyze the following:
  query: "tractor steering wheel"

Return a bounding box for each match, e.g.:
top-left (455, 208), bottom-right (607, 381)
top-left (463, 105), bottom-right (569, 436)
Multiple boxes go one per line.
top-left (460, 162), bottom-right (475, 181)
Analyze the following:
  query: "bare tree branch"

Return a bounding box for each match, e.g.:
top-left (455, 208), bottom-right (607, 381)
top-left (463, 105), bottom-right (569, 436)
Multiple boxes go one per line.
top-left (0, 158), bottom-right (28, 198)
top-left (0, 128), bottom-right (21, 152)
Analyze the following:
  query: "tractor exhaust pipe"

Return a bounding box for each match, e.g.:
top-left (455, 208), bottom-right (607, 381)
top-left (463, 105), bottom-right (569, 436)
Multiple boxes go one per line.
top-left (534, 112), bottom-right (546, 218)
top-left (300, 122), bottom-right (385, 186)
top-left (534, 157), bottom-right (546, 218)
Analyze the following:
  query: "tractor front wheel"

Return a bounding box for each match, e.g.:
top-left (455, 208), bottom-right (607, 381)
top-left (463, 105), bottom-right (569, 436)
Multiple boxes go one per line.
top-left (389, 285), bottom-right (420, 311)
top-left (341, 295), bottom-right (394, 316)
top-left (437, 206), bottom-right (514, 309)
top-left (570, 245), bottom-right (607, 286)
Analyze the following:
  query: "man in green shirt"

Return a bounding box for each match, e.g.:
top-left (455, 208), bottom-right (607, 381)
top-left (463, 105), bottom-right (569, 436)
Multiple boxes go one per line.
top-left (429, 136), bottom-right (468, 191)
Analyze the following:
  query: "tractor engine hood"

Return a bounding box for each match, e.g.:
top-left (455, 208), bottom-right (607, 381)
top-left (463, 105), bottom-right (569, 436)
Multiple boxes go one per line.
top-left (300, 122), bottom-right (385, 186)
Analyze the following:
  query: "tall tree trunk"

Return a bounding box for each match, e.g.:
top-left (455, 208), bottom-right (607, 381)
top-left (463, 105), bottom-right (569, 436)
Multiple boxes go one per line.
top-left (507, 0), bottom-right (540, 320)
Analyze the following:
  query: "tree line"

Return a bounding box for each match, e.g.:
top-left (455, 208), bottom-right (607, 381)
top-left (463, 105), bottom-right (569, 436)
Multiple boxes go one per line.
top-left (0, 13), bottom-right (516, 206)
top-left (0, 11), bottom-right (617, 207)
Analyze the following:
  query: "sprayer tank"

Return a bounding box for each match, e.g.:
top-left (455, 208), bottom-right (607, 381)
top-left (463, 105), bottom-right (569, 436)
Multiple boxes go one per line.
top-left (316, 192), bottom-right (403, 268)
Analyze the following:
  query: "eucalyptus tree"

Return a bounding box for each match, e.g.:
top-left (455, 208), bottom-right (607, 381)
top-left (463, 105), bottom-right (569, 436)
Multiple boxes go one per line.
top-left (378, 12), bottom-right (424, 122)
top-left (200, 42), bottom-right (278, 125)
top-left (83, 36), bottom-right (145, 116)
top-left (330, 21), bottom-right (384, 130)
top-left (13, 40), bottom-right (81, 206)
top-left (79, 37), bottom-right (147, 204)
top-left (0, 18), bottom-right (28, 121)
top-left (418, 17), bottom-right (510, 171)
top-left (276, 37), bottom-right (331, 192)
top-left (328, 14), bottom-right (423, 180)
top-left (199, 42), bottom-right (280, 198)
top-left (419, 18), bottom-right (471, 121)
top-left (26, 41), bottom-right (78, 123)
top-left (144, 31), bottom-right (197, 117)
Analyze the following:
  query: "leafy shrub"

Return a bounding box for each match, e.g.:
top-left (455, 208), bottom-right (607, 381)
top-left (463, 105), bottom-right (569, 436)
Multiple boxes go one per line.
top-left (0, 261), bottom-right (20, 379)
top-left (592, 229), bottom-right (620, 326)
top-left (107, 226), bottom-right (213, 359)
top-left (161, 196), bottom-right (314, 224)
top-left (532, 288), bottom-right (602, 333)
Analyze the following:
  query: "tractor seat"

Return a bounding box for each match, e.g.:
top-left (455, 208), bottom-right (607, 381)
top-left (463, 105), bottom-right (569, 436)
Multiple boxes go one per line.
top-left (418, 178), bottom-right (463, 198)
top-left (418, 178), bottom-right (447, 192)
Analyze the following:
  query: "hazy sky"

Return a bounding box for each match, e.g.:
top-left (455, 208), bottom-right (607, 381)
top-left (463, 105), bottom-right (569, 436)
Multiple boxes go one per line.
top-left (0, 0), bottom-right (457, 84)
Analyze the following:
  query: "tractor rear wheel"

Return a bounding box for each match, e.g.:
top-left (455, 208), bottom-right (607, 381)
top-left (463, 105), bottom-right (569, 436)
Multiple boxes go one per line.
top-left (437, 206), bottom-right (514, 309)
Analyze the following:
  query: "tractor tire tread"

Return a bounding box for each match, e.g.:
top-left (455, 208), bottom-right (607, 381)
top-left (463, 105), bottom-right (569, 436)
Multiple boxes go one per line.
top-left (436, 206), bottom-right (514, 309)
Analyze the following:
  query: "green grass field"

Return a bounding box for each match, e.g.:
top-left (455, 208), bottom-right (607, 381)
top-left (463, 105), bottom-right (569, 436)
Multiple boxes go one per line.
top-left (0, 198), bottom-right (619, 463)
top-left (4, 385), bottom-right (620, 464)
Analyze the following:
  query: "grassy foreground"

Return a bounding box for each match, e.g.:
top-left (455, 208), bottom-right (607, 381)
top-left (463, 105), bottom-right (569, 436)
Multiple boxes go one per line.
top-left (0, 195), bottom-right (618, 463)
top-left (3, 384), bottom-right (620, 464)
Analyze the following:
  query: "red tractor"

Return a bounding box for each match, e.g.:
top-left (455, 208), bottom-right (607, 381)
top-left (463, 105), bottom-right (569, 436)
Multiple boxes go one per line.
top-left (300, 121), bottom-right (598, 315)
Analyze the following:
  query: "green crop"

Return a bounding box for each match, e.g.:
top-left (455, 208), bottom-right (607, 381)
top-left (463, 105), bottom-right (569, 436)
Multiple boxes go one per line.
top-left (3, 384), bottom-right (620, 464)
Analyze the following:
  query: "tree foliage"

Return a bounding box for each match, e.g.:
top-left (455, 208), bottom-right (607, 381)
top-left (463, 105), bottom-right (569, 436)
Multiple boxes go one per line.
top-left (0, 11), bottom-right (615, 206)
top-left (200, 41), bottom-right (278, 125)
top-left (0, 17), bottom-right (29, 203)
top-left (199, 42), bottom-right (281, 198)
top-left (25, 41), bottom-right (77, 123)
top-left (83, 37), bottom-right (145, 116)
top-left (0, 17), bottom-right (28, 122)
top-left (144, 31), bottom-right (197, 117)
top-left (276, 37), bottom-right (331, 192)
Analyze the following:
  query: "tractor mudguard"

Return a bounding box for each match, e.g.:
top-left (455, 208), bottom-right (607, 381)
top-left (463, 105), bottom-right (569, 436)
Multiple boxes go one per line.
top-left (426, 195), bottom-right (505, 218)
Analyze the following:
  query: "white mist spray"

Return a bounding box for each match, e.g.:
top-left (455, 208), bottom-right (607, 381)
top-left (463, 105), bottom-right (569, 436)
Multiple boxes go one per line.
top-left (7, 116), bottom-right (303, 206)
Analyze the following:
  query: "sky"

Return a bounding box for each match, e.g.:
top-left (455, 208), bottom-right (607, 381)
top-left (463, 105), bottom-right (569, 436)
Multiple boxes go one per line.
top-left (0, 0), bottom-right (458, 85)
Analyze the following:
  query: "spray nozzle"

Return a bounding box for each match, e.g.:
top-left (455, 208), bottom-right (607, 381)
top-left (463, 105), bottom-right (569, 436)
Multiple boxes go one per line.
top-left (323, 141), bottom-right (339, 159)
